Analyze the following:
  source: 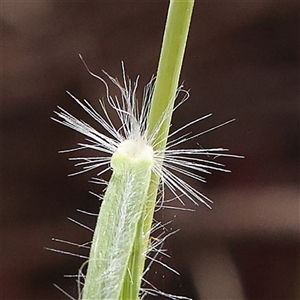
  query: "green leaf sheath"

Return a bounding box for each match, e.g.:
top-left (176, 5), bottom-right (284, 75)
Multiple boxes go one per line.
top-left (81, 141), bottom-right (153, 300)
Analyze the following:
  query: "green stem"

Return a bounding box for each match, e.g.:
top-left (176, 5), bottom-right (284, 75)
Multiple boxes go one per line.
top-left (147, 0), bottom-right (194, 146)
top-left (81, 143), bottom-right (153, 300)
top-left (121, 1), bottom-right (194, 299)
top-left (146, 0), bottom-right (195, 232)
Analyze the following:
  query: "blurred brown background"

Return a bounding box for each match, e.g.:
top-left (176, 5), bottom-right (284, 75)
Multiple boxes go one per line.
top-left (1, 1), bottom-right (299, 299)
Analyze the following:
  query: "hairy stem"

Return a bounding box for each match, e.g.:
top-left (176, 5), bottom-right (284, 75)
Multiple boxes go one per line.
top-left (120, 1), bottom-right (195, 299)
top-left (81, 141), bottom-right (153, 300)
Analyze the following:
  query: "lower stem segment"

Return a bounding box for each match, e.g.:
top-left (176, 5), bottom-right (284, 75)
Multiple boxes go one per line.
top-left (81, 141), bottom-right (153, 300)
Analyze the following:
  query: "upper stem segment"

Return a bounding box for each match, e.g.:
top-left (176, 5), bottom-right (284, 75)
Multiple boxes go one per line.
top-left (147, 0), bottom-right (195, 148)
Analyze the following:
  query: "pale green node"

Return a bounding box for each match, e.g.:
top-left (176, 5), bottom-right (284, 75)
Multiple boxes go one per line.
top-left (112, 139), bottom-right (154, 168)
top-left (81, 139), bottom-right (154, 300)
